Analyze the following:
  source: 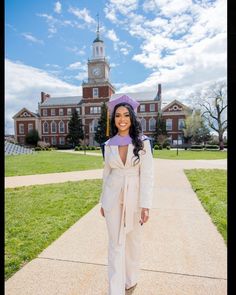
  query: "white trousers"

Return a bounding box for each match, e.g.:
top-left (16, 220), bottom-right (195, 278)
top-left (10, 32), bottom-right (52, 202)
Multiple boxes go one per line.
top-left (104, 203), bottom-right (141, 295)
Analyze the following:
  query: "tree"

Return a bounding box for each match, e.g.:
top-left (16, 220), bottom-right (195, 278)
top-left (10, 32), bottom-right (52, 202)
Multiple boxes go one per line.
top-left (25, 129), bottom-right (40, 146)
top-left (94, 102), bottom-right (109, 145)
top-left (153, 112), bottom-right (167, 144)
top-left (192, 122), bottom-right (212, 145)
top-left (182, 109), bottom-right (202, 144)
top-left (66, 109), bottom-right (84, 147)
top-left (196, 81), bottom-right (227, 150)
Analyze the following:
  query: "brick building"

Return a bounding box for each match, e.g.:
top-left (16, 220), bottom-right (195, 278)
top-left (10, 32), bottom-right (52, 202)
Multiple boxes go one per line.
top-left (13, 24), bottom-right (192, 146)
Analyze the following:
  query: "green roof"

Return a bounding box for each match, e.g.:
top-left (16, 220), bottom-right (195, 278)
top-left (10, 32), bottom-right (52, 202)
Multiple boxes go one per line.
top-left (93, 37), bottom-right (104, 43)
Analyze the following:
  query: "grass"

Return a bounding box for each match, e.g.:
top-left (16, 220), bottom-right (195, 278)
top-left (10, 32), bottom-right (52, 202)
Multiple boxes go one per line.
top-left (5, 151), bottom-right (103, 176)
top-left (153, 149), bottom-right (227, 160)
top-left (184, 169), bottom-right (227, 243)
top-left (5, 179), bottom-right (102, 280)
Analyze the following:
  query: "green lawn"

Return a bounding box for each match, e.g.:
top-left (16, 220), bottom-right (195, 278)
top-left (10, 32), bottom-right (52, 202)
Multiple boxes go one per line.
top-left (153, 149), bottom-right (227, 160)
top-left (184, 169), bottom-right (227, 243)
top-left (5, 179), bottom-right (102, 280)
top-left (5, 151), bottom-right (103, 176)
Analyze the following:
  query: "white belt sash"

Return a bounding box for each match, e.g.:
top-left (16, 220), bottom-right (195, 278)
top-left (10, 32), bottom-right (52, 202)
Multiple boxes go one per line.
top-left (110, 168), bottom-right (139, 244)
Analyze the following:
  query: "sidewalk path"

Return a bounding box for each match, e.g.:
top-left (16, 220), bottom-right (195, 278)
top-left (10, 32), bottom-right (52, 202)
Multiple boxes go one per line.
top-left (5, 159), bottom-right (227, 295)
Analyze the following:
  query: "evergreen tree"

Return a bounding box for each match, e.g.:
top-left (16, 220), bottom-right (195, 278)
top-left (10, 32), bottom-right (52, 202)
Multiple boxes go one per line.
top-left (153, 112), bottom-right (167, 144)
top-left (25, 129), bottom-right (40, 146)
top-left (94, 102), bottom-right (109, 145)
top-left (66, 109), bottom-right (84, 147)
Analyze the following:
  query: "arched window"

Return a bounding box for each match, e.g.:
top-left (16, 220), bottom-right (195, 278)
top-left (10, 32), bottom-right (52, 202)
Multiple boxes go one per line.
top-left (51, 121), bottom-right (57, 133)
top-left (59, 121), bottom-right (65, 133)
top-left (141, 118), bottom-right (146, 132)
top-left (149, 118), bottom-right (156, 131)
top-left (43, 122), bottom-right (49, 133)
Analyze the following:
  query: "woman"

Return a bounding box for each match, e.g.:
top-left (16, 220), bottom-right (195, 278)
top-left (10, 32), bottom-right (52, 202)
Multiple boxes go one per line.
top-left (100, 94), bottom-right (154, 295)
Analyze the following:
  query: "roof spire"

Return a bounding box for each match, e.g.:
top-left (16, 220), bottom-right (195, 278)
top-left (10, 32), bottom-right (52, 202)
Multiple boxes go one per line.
top-left (93, 13), bottom-right (103, 43)
top-left (96, 13), bottom-right (100, 39)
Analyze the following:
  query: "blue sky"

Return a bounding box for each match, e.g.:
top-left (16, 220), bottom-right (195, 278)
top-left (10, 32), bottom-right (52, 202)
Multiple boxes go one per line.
top-left (5, 0), bottom-right (226, 134)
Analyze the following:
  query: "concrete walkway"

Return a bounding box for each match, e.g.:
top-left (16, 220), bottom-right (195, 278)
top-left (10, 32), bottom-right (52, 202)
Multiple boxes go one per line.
top-left (5, 159), bottom-right (227, 295)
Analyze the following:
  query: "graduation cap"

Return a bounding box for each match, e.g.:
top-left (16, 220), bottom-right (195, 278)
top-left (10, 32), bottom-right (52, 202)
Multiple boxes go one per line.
top-left (106, 95), bottom-right (140, 136)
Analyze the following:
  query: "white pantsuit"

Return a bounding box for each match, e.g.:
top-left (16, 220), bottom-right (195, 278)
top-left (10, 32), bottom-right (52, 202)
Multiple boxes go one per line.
top-left (100, 138), bottom-right (154, 295)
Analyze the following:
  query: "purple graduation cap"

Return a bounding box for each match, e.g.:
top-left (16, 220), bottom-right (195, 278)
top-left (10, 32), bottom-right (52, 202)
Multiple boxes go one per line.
top-left (107, 94), bottom-right (140, 114)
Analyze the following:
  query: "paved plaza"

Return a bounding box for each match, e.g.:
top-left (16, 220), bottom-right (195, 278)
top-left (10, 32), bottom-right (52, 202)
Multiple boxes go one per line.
top-left (5, 158), bottom-right (227, 295)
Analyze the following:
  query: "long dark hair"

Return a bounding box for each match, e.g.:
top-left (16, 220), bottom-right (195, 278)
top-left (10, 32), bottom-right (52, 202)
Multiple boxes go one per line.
top-left (110, 103), bottom-right (145, 165)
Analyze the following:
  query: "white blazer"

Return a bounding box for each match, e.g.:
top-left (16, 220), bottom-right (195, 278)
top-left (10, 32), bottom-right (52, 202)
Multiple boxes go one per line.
top-left (100, 139), bottom-right (154, 213)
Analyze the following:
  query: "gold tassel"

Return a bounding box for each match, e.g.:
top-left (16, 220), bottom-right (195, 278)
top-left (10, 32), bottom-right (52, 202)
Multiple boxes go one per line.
top-left (106, 109), bottom-right (110, 137)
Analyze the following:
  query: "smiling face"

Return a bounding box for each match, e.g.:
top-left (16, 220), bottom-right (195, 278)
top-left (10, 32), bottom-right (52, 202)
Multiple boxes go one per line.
top-left (114, 106), bottom-right (131, 136)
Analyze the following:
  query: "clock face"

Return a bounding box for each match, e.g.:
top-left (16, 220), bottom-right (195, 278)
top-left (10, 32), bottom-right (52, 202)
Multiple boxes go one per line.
top-left (92, 67), bottom-right (101, 76)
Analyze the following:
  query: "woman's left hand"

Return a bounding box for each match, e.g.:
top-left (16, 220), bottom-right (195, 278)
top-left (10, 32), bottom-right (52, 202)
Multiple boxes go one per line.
top-left (140, 208), bottom-right (149, 225)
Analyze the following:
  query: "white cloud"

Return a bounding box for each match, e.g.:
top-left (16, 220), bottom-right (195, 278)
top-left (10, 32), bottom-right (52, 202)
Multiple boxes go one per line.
top-left (67, 61), bottom-right (82, 70)
top-left (54, 1), bottom-right (62, 14)
top-left (5, 59), bottom-right (80, 134)
top-left (106, 29), bottom-right (119, 42)
top-left (68, 7), bottom-right (96, 24)
top-left (21, 33), bottom-right (44, 44)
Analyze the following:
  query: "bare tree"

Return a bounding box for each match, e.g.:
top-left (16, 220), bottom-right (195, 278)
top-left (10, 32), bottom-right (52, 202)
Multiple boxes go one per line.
top-left (196, 81), bottom-right (227, 150)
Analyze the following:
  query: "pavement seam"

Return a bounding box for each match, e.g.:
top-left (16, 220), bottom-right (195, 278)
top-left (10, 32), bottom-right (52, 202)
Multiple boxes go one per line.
top-left (38, 257), bottom-right (227, 281)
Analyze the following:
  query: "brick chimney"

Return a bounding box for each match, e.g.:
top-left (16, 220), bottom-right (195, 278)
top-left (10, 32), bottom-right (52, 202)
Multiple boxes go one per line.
top-left (157, 84), bottom-right (161, 99)
top-left (41, 92), bottom-right (50, 103)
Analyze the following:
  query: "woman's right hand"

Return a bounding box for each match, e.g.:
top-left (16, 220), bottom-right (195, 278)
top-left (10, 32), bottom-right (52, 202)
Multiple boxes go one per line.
top-left (100, 207), bottom-right (105, 217)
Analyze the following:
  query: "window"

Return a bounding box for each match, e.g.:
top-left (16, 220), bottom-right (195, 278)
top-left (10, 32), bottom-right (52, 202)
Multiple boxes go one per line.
top-left (140, 104), bottom-right (146, 112)
top-left (100, 47), bottom-right (103, 55)
top-left (90, 106), bottom-right (101, 114)
top-left (166, 119), bottom-right (172, 130)
top-left (51, 136), bottom-right (57, 145)
top-left (51, 109), bottom-right (55, 116)
top-left (51, 121), bottom-right (57, 133)
top-left (91, 119), bottom-right (98, 132)
top-left (59, 137), bottom-right (65, 145)
top-left (44, 137), bottom-right (49, 143)
top-left (59, 121), bottom-right (65, 133)
top-left (67, 121), bottom-right (69, 133)
top-left (150, 104), bottom-right (155, 112)
top-left (178, 134), bottom-right (183, 144)
top-left (76, 108), bottom-right (81, 114)
top-left (140, 118), bottom-right (146, 132)
top-left (28, 123), bottom-right (33, 132)
top-left (19, 124), bottom-right (24, 134)
top-left (149, 118), bottom-right (156, 131)
top-left (43, 122), bottom-right (49, 133)
top-left (178, 119), bottom-right (185, 130)
top-left (43, 109), bottom-right (48, 116)
top-left (96, 46), bottom-right (99, 55)
top-left (59, 108), bottom-right (64, 116)
top-left (67, 108), bottom-right (72, 115)
top-left (93, 88), bottom-right (99, 98)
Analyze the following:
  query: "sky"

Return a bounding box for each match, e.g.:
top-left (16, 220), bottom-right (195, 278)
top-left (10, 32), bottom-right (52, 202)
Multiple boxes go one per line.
top-left (5, 0), bottom-right (227, 135)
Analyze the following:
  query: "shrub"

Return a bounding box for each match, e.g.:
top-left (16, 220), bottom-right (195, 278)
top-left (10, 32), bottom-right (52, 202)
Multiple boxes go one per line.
top-left (158, 144), bottom-right (163, 150)
top-left (37, 141), bottom-right (50, 148)
top-left (166, 146), bottom-right (170, 150)
top-left (34, 147), bottom-right (42, 151)
top-left (154, 145), bottom-right (159, 150)
top-left (90, 146), bottom-right (96, 150)
top-left (190, 145), bottom-right (204, 150)
top-left (204, 145), bottom-right (219, 150)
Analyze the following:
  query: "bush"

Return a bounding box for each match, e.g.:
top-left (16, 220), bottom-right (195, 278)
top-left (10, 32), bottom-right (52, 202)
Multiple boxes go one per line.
top-left (37, 141), bottom-right (50, 148)
top-left (154, 145), bottom-right (159, 150)
top-left (34, 147), bottom-right (42, 151)
top-left (74, 146), bottom-right (80, 151)
top-left (204, 145), bottom-right (219, 150)
top-left (90, 146), bottom-right (96, 150)
top-left (190, 145), bottom-right (204, 150)
top-left (166, 146), bottom-right (170, 150)
top-left (158, 144), bottom-right (163, 150)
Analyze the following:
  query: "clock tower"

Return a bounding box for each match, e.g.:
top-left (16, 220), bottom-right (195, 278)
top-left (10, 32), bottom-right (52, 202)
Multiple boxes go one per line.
top-left (82, 16), bottom-right (115, 100)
